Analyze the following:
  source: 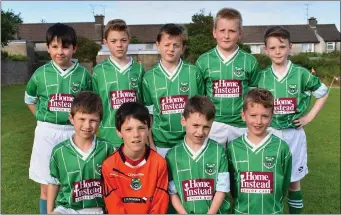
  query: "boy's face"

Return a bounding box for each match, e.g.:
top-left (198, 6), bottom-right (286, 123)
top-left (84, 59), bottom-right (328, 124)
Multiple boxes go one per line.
top-left (264, 37), bottom-right (292, 66)
top-left (47, 37), bottom-right (77, 68)
top-left (213, 18), bottom-right (241, 53)
top-left (104, 30), bottom-right (129, 59)
top-left (242, 102), bottom-right (273, 138)
top-left (156, 34), bottom-right (184, 65)
top-left (69, 112), bottom-right (101, 140)
top-left (116, 117), bottom-right (149, 153)
top-left (181, 113), bottom-right (213, 145)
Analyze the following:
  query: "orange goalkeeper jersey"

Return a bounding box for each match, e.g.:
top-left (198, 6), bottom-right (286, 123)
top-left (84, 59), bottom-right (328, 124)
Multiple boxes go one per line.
top-left (102, 145), bottom-right (169, 214)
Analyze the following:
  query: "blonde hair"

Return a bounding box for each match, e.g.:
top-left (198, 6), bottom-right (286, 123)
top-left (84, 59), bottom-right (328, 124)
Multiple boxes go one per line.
top-left (214, 8), bottom-right (243, 30)
top-left (104, 19), bottom-right (130, 39)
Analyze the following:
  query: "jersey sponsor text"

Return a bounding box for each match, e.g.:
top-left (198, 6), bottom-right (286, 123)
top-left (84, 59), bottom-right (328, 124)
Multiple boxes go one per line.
top-left (182, 179), bottom-right (214, 201)
top-left (73, 179), bottom-right (102, 202)
top-left (274, 98), bottom-right (297, 114)
top-left (48, 94), bottom-right (74, 112)
top-left (240, 172), bottom-right (273, 194)
top-left (160, 95), bottom-right (188, 114)
top-left (110, 90), bottom-right (137, 109)
top-left (213, 80), bottom-right (241, 98)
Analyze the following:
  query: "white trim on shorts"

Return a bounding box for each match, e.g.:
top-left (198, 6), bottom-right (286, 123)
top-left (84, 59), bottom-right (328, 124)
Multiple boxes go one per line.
top-left (208, 121), bottom-right (246, 146)
top-left (156, 147), bottom-right (171, 158)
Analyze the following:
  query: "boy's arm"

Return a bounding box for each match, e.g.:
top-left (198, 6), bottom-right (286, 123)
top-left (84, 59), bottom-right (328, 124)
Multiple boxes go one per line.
top-left (101, 162), bottom-right (126, 214)
top-left (27, 104), bottom-right (36, 115)
top-left (170, 194), bottom-right (188, 214)
top-left (149, 160), bottom-right (169, 214)
top-left (207, 192), bottom-right (226, 214)
top-left (25, 73), bottom-right (38, 116)
top-left (47, 184), bottom-right (59, 213)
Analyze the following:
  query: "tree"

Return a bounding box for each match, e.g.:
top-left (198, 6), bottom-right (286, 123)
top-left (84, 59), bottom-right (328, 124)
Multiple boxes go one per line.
top-left (73, 36), bottom-right (101, 65)
top-left (1, 9), bottom-right (23, 46)
top-left (130, 36), bottom-right (143, 44)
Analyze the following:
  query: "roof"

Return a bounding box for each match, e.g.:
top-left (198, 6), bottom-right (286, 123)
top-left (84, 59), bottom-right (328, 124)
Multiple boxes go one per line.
top-left (129, 24), bottom-right (163, 43)
top-left (241, 25), bottom-right (319, 44)
top-left (315, 24), bottom-right (341, 42)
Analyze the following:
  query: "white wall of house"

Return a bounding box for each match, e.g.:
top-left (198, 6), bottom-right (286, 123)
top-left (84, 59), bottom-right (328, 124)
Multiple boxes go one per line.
top-left (245, 43), bottom-right (265, 54)
top-left (35, 43), bottom-right (47, 51)
top-left (336, 42), bottom-right (341, 51)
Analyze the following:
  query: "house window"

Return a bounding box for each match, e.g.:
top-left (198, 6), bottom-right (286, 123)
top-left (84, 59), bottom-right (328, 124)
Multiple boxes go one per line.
top-left (302, 43), bottom-right (313, 52)
top-left (250, 45), bottom-right (261, 54)
top-left (327, 42), bottom-right (335, 51)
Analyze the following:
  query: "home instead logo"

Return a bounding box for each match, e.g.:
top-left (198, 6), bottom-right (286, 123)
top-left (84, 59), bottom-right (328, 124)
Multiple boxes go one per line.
top-left (110, 90), bottom-right (137, 109)
top-left (159, 95), bottom-right (188, 115)
top-left (213, 80), bottom-right (242, 98)
top-left (274, 98), bottom-right (297, 114)
top-left (182, 179), bottom-right (214, 202)
top-left (72, 179), bottom-right (102, 202)
top-left (48, 94), bottom-right (74, 112)
top-left (240, 172), bottom-right (273, 194)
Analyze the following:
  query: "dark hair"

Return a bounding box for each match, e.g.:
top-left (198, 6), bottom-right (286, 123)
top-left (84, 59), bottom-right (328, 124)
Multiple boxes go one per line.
top-left (214, 8), bottom-right (243, 30)
top-left (183, 95), bottom-right (216, 121)
top-left (104, 19), bottom-right (130, 40)
top-left (115, 102), bottom-right (151, 132)
top-left (243, 88), bottom-right (274, 112)
top-left (264, 26), bottom-right (291, 45)
top-left (70, 91), bottom-right (103, 120)
top-left (156, 23), bottom-right (187, 47)
top-left (46, 23), bottom-right (77, 47)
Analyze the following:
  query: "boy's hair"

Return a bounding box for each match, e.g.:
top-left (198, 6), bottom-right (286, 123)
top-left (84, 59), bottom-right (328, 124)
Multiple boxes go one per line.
top-left (214, 8), bottom-right (243, 30)
top-left (156, 23), bottom-right (188, 47)
top-left (243, 88), bottom-right (274, 112)
top-left (183, 95), bottom-right (216, 121)
top-left (115, 102), bottom-right (151, 132)
top-left (264, 26), bottom-right (291, 45)
top-left (70, 91), bottom-right (103, 120)
top-left (46, 23), bottom-right (77, 47)
top-left (104, 19), bottom-right (130, 40)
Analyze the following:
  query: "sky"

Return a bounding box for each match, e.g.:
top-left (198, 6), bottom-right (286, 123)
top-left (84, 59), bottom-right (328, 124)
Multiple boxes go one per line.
top-left (2, 1), bottom-right (340, 31)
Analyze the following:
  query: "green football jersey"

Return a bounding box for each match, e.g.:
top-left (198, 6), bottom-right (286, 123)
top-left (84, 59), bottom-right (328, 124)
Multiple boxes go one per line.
top-left (196, 46), bottom-right (260, 127)
top-left (92, 57), bottom-right (144, 146)
top-left (50, 136), bottom-right (116, 210)
top-left (25, 60), bottom-right (92, 125)
top-left (143, 60), bottom-right (204, 148)
top-left (226, 133), bottom-right (292, 214)
top-left (258, 61), bottom-right (325, 129)
top-left (166, 138), bottom-right (230, 214)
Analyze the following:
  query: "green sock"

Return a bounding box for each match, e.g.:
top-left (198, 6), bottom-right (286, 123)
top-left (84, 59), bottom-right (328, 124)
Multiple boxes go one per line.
top-left (288, 190), bottom-right (303, 214)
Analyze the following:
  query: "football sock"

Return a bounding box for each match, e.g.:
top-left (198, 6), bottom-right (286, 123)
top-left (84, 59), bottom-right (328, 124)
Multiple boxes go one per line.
top-left (288, 190), bottom-right (303, 214)
top-left (39, 198), bottom-right (47, 214)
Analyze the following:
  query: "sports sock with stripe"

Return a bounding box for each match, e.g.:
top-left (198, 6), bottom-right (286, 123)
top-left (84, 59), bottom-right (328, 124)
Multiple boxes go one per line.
top-left (288, 190), bottom-right (303, 214)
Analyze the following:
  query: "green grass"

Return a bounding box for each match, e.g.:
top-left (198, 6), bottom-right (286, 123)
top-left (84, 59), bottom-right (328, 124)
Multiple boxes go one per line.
top-left (1, 84), bottom-right (340, 213)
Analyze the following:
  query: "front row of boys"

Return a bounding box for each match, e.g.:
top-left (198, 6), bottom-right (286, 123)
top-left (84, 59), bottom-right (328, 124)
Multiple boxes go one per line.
top-left (47, 89), bottom-right (292, 214)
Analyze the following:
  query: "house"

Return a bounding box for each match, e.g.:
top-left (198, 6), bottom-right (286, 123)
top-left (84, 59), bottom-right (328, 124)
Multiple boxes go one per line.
top-left (15, 15), bottom-right (341, 56)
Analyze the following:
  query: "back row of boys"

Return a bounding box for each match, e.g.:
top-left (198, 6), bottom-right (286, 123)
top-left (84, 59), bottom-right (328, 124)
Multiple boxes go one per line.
top-left (25, 7), bottom-right (328, 214)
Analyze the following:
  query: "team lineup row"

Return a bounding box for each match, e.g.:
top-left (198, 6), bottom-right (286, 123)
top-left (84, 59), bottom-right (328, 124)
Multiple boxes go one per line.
top-left (24, 7), bottom-right (328, 214)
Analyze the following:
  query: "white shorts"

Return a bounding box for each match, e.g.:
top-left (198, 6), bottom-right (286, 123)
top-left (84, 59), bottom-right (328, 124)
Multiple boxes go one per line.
top-left (29, 121), bottom-right (74, 184)
top-left (208, 121), bottom-right (246, 147)
top-left (156, 147), bottom-right (171, 158)
top-left (54, 206), bottom-right (103, 214)
top-left (269, 127), bottom-right (308, 182)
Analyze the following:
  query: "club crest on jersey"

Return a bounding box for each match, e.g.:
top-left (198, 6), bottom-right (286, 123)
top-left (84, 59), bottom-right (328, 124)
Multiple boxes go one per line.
top-left (234, 66), bottom-right (245, 77)
top-left (71, 82), bottom-right (81, 93)
top-left (130, 77), bottom-right (138, 88)
top-left (288, 84), bottom-right (298, 95)
top-left (180, 82), bottom-right (189, 92)
top-left (263, 156), bottom-right (276, 169)
top-left (205, 163), bottom-right (216, 175)
top-left (130, 178), bottom-right (142, 190)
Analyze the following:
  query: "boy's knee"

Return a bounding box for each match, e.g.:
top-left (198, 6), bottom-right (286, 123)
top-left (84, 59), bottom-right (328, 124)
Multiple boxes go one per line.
top-left (289, 181), bottom-right (301, 191)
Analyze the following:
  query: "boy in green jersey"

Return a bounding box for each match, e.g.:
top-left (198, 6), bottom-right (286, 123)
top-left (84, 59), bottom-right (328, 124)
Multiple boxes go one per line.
top-left (92, 19), bottom-right (145, 147)
top-left (47, 91), bottom-right (116, 214)
top-left (226, 88), bottom-right (292, 214)
top-left (258, 26), bottom-right (328, 214)
top-left (196, 8), bottom-right (260, 146)
top-left (143, 24), bottom-right (204, 157)
top-left (166, 95), bottom-right (230, 214)
top-left (24, 23), bottom-right (92, 213)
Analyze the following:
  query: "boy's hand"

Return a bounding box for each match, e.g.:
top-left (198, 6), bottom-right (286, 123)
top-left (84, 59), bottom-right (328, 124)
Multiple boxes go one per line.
top-left (294, 115), bottom-right (312, 129)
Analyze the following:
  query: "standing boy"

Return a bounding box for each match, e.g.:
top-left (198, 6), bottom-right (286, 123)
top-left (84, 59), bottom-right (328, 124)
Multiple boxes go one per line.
top-left (166, 95), bottom-right (230, 214)
top-left (196, 8), bottom-right (260, 146)
top-left (101, 102), bottom-right (169, 214)
top-left (92, 19), bottom-right (145, 147)
top-left (24, 23), bottom-right (92, 213)
top-left (226, 88), bottom-right (292, 214)
top-left (47, 91), bottom-right (116, 214)
top-left (258, 26), bottom-right (328, 213)
top-left (143, 23), bottom-right (204, 158)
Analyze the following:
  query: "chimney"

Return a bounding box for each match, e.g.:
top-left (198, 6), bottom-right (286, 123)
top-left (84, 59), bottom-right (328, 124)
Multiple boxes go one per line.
top-left (95, 15), bottom-right (104, 25)
top-left (308, 17), bottom-right (317, 28)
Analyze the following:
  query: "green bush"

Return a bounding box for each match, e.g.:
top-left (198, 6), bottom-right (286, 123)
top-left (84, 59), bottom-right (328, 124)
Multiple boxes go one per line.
top-left (253, 54), bottom-right (271, 69)
top-left (73, 36), bottom-right (101, 64)
top-left (1, 50), bottom-right (9, 59)
top-left (1, 51), bottom-right (28, 61)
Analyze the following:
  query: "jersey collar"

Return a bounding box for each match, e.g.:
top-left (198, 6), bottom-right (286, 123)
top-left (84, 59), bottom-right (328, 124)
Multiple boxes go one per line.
top-left (215, 45), bottom-right (239, 65)
top-left (118, 144), bottom-right (151, 168)
top-left (69, 135), bottom-right (97, 161)
top-left (51, 59), bottom-right (79, 78)
top-left (243, 131), bottom-right (272, 153)
top-left (108, 56), bottom-right (133, 74)
top-left (271, 60), bottom-right (292, 82)
top-left (158, 58), bottom-right (183, 82)
top-left (183, 136), bottom-right (209, 161)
